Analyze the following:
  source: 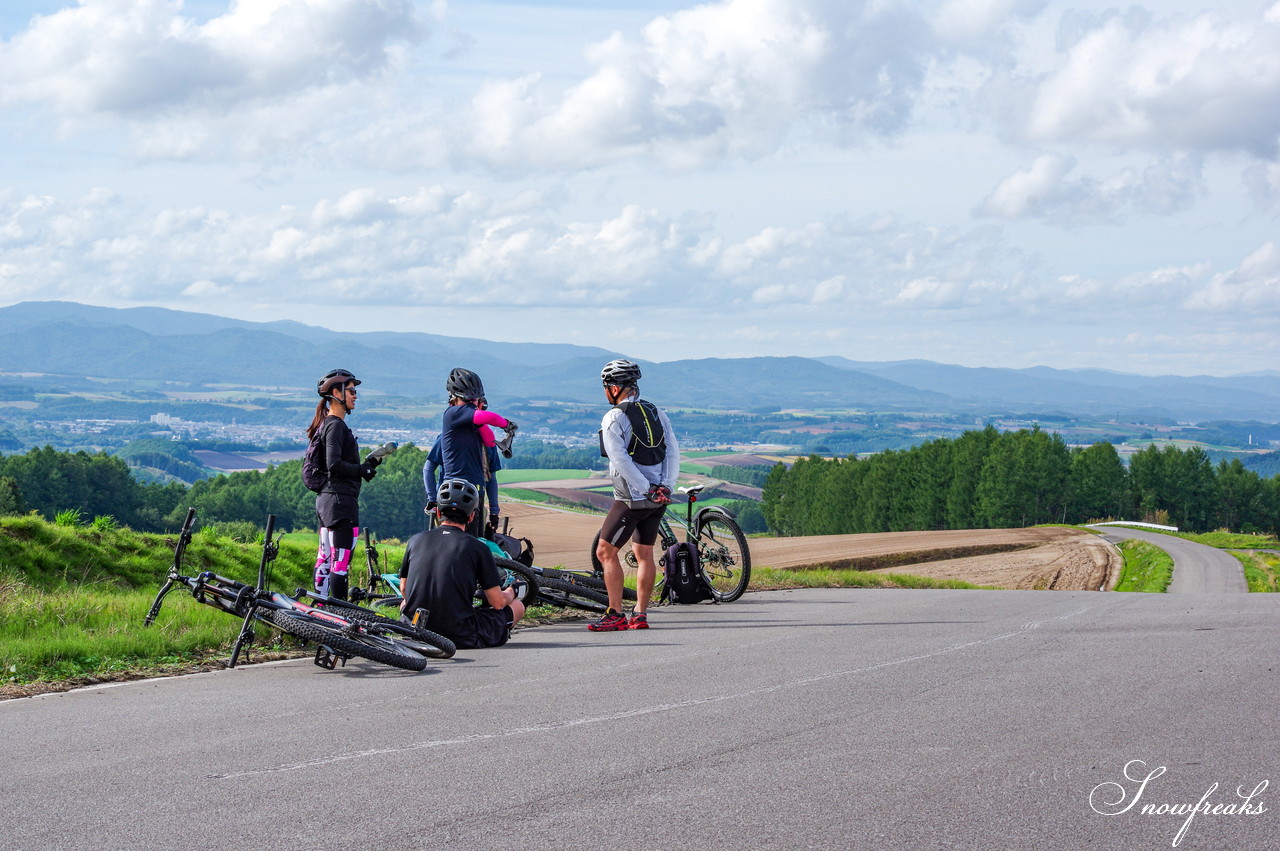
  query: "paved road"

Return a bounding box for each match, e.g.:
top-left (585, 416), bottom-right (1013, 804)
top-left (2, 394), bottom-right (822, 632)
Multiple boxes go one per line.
top-left (1092, 526), bottom-right (1248, 593)
top-left (3, 589), bottom-right (1276, 850)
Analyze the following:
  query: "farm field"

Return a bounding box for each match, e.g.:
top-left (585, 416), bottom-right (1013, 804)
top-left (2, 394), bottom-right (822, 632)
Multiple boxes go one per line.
top-left (498, 502), bottom-right (1119, 591)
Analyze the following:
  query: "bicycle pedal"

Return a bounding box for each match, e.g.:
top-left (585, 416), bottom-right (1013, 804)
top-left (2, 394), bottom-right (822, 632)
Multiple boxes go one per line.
top-left (313, 645), bottom-right (347, 670)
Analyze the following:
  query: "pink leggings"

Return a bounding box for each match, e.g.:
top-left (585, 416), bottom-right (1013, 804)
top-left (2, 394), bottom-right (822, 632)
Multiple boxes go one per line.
top-left (314, 524), bottom-right (358, 598)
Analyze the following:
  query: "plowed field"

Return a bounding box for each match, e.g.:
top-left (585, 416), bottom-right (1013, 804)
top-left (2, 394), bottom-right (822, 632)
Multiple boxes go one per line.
top-left (498, 503), bottom-right (1120, 591)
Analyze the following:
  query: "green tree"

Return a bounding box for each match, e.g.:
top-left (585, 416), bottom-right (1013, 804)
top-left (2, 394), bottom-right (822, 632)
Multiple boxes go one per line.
top-left (1066, 442), bottom-right (1128, 522)
top-left (0, 476), bottom-right (22, 515)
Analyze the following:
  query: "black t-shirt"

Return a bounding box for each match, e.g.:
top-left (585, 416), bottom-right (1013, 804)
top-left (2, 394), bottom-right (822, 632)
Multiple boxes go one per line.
top-left (398, 526), bottom-right (501, 642)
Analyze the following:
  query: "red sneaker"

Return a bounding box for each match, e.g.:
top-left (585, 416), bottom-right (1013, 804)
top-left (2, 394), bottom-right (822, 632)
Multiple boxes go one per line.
top-left (587, 609), bottom-right (629, 632)
top-left (628, 610), bottom-right (649, 629)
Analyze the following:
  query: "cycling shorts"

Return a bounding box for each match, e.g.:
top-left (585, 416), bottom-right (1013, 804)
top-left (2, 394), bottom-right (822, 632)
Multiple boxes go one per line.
top-left (599, 501), bottom-right (666, 548)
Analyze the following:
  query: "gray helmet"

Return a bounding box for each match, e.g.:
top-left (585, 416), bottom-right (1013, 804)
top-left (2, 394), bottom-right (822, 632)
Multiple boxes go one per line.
top-left (318, 368), bottom-right (360, 397)
top-left (436, 477), bottom-right (480, 516)
top-left (446, 367), bottom-right (485, 401)
top-left (601, 359), bottom-right (641, 387)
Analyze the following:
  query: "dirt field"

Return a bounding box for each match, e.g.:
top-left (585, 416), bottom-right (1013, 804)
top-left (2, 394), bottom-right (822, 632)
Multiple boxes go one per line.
top-left (498, 503), bottom-right (1121, 591)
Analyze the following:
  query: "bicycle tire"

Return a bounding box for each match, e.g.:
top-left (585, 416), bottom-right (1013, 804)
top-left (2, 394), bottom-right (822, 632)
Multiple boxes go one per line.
top-left (492, 558), bottom-right (541, 607)
top-left (338, 604), bottom-right (457, 660)
top-left (535, 576), bottom-right (610, 612)
top-left (267, 610), bottom-right (427, 671)
top-left (694, 514), bottom-right (751, 602)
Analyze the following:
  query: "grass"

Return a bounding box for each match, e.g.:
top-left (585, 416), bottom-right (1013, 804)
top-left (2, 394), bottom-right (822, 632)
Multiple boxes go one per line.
top-left (1175, 530), bottom-right (1280, 549)
top-left (750, 566), bottom-right (991, 591)
top-left (495, 468), bottom-right (595, 484)
top-left (1112, 539), bottom-right (1174, 593)
top-left (1234, 551), bottom-right (1280, 593)
top-left (0, 514), bottom-right (334, 691)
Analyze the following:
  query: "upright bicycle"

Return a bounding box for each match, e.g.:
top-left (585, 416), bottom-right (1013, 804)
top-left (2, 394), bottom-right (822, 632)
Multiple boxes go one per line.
top-left (590, 484), bottom-right (751, 603)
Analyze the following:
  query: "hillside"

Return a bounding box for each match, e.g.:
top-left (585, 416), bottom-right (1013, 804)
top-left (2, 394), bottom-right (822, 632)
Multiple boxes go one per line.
top-left (2, 301), bottom-right (1279, 420)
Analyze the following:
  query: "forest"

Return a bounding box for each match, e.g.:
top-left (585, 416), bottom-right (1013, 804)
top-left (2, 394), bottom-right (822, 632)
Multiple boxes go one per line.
top-left (0, 438), bottom-right (607, 540)
top-left (761, 426), bottom-right (1280, 536)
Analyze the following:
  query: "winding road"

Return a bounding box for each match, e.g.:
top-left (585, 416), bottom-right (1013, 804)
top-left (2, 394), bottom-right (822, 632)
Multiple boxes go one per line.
top-left (1091, 525), bottom-right (1248, 593)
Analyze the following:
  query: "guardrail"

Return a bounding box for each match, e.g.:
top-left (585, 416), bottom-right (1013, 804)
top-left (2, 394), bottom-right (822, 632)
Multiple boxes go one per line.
top-left (1086, 520), bottom-right (1179, 532)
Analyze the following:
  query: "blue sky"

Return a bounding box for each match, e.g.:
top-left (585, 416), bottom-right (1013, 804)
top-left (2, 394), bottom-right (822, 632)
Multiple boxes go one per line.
top-left (1, 0), bottom-right (1278, 376)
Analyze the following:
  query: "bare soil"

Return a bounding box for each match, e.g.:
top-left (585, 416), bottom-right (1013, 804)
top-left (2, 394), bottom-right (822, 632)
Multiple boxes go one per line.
top-left (499, 504), bottom-right (1120, 591)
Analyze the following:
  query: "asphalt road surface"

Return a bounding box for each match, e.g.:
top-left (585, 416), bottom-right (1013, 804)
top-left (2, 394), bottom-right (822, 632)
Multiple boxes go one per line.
top-left (4, 588), bottom-right (1276, 850)
top-left (1092, 527), bottom-right (1248, 593)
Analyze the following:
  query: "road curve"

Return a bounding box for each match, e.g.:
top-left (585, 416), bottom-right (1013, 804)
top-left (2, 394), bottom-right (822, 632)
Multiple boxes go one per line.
top-left (1090, 525), bottom-right (1247, 593)
top-left (3, 588), bottom-right (1276, 850)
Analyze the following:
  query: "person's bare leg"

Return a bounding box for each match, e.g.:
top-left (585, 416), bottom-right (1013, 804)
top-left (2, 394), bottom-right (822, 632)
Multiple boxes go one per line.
top-left (633, 542), bottom-right (656, 613)
top-left (595, 537), bottom-right (626, 612)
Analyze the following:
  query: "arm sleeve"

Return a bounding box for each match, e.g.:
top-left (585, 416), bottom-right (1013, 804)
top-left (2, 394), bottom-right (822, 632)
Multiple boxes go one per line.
top-left (659, 407), bottom-right (680, 489)
top-left (475, 545), bottom-right (501, 591)
top-left (477, 423), bottom-right (496, 448)
top-left (472, 410), bottom-right (510, 429)
top-left (485, 447), bottom-right (500, 514)
top-left (423, 440), bottom-right (442, 496)
top-left (601, 409), bottom-right (652, 500)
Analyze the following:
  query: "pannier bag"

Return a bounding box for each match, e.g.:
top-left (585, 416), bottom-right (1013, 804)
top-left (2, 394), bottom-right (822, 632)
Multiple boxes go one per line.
top-left (663, 541), bottom-right (714, 604)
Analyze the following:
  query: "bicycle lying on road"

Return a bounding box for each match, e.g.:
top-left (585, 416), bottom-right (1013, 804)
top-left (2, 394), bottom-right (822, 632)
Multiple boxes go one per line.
top-left (590, 484), bottom-right (752, 603)
top-left (144, 509), bottom-right (452, 672)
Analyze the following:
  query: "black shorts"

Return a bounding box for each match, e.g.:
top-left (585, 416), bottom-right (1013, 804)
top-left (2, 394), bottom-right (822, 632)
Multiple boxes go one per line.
top-left (599, 501), bottom-right (667, 548)
top-left (456, 606), bottom-right (514, 649)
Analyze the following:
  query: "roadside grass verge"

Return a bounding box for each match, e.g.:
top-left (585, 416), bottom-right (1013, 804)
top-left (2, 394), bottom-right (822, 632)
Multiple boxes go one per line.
top-left (1113, 539), bottom-right (1174, 592)
top-left (1233, 551), bottom-right (1280, 592)
top-left (1, 515), bottom-right (327, 694)
top-left (750, 566), bottom-right (991, 591)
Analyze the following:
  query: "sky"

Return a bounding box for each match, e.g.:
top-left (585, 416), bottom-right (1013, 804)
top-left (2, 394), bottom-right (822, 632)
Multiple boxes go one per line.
top-left (1, 0), bottom-right (1278, 377)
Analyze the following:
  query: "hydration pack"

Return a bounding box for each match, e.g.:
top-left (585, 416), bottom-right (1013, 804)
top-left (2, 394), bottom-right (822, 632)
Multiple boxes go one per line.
top-left (662, 541), bottom-right (714, 604)
top-left (598, 399), bottom-right (666, 466)
top-left (302, 431), bottom-right (327, 493)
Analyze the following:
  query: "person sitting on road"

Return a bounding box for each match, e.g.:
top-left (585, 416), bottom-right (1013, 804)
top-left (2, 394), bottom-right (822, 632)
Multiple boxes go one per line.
top-left (590, 358), bottom-right (679, 632)
top-left (399, 478), bottom-right (525, 649)
top-left (439, 368), bottom-right (516, 537)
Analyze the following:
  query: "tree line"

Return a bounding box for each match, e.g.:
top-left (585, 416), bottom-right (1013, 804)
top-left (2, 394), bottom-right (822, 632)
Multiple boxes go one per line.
top-left (761, 426), bottom-right (1280, 536)
top-left (0, 439), bottom-right (605, 540)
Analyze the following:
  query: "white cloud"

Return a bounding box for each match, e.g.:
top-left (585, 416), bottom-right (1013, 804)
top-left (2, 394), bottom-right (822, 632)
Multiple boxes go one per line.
top-left (0, 0), bottom-right (424, 115)
top-left (1022, 8), bottom-right (1280, 156)
top-left (977, 153), bottom-right (1204, 224)
top-left (1187, 241), bottom-right (1280, 312)
top-left (450, 0), bottom-right (934, 170)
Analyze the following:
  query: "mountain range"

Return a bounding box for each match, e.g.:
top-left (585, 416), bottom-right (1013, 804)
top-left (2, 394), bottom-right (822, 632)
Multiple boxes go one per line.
top-left (1, 301), bottom-right (1278, 422)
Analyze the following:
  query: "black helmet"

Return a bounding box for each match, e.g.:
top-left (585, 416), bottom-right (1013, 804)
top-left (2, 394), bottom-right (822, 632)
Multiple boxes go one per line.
top-left (436, 477), bottom-right (480, 515)
top-left (318, 368), bottom-right (360, 397)
top-left (601, 359), bottom-right (641, 387)
top-left (446, 368), bottom-right (485, 401)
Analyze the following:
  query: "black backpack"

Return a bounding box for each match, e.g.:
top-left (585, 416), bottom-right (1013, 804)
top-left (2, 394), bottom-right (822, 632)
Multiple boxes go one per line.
top-left (663, 541), bottom-right (714, 604)
top-left (598, 399), bottom-right (667, 466)
top-left (302, 430), bottom-right (327, 493)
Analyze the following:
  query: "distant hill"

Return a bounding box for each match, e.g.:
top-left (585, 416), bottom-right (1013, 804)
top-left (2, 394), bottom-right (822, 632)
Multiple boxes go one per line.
top-left (1, 301), bottom-right (1278, 420)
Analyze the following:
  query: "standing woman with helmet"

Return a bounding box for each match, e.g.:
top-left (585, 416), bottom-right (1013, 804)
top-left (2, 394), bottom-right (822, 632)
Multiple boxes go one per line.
top-left (439, 368), bottom-right (517, 537)
top-left (308, 368), bottom-right (381, 601)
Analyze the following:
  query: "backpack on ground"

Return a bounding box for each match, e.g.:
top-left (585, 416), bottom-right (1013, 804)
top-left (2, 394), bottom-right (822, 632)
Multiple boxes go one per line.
top-left (662, 541), bottom-right (714, 604)
top-left (302, 431), bottom-right (327, 493)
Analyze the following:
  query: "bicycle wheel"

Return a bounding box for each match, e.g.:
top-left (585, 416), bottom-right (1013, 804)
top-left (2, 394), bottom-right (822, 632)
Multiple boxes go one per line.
top-left (694, 514), bottom-right (751, 602)
top-left (494, 558), bottom-right (541, 608)
top-left (535, 576), bottom-right (610, 612)
top-left (339, 604), bottom-right (457, 660)
top-left (267, 610), bottom-right (427, 672)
